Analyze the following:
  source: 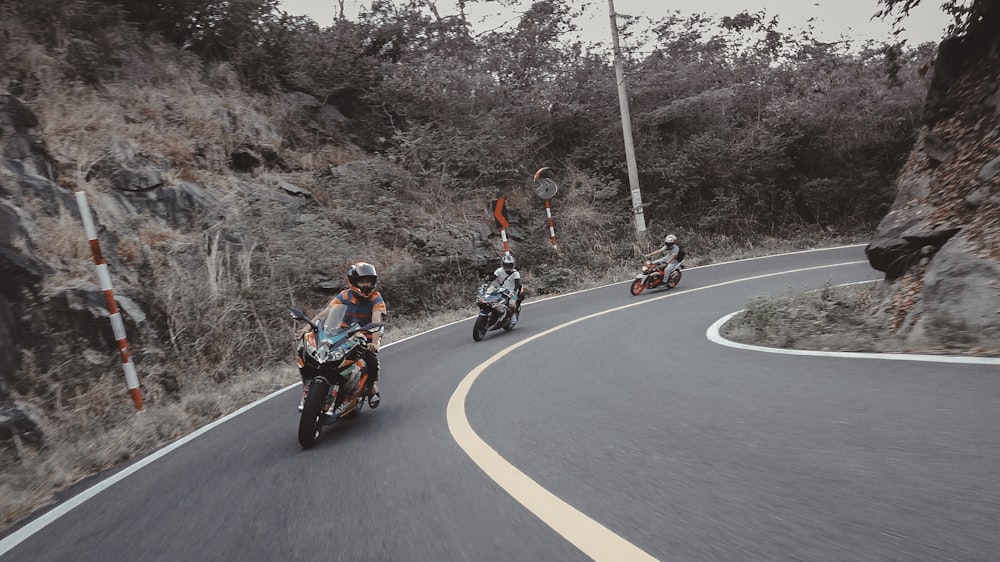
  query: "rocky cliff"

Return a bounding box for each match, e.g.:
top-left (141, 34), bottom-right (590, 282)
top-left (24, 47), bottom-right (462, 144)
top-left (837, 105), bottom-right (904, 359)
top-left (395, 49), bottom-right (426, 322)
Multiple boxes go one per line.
top-left (866, 11), bottom-right (1000, 345)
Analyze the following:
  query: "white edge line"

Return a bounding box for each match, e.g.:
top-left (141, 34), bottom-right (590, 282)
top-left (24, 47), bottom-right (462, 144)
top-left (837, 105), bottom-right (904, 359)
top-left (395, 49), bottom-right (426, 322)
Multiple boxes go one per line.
top-left (707, 312), bottom-right (1000, 366)
top-left (0, 386), bottom-right (288, 556)
top-left (389, 243), bottom-right (871, 346)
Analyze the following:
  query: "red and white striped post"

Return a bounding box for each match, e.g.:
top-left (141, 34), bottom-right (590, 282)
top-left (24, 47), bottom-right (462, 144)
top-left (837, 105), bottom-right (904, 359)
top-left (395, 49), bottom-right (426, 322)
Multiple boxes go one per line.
top-left (493, 196), bottom-right (512, 255)
top-left (544, 198), bottom-right (558, 250)
top-left (499, 228), bottom-right (511, 256)
top-left (75, 191), bottom-right (143, 411)
top-left (532, 168), bottom-right (559, 251)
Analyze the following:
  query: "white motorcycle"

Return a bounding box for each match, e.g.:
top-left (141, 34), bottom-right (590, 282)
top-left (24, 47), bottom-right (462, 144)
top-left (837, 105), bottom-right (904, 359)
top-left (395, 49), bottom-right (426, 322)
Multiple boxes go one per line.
top-left (472, 284), bottom-right (518, 341)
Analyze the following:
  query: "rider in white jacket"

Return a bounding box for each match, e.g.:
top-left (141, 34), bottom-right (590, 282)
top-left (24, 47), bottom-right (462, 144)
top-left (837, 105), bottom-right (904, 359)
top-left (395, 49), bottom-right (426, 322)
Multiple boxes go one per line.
top-left (484, 254), bottom-right (523, 315)
top-left (645, 234), bottom-right (683, 278)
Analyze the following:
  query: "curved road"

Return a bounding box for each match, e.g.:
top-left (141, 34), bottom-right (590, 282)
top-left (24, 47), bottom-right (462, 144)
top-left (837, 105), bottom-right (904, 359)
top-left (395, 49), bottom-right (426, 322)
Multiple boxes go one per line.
top-left (3, 245), bottom-right (999, 561)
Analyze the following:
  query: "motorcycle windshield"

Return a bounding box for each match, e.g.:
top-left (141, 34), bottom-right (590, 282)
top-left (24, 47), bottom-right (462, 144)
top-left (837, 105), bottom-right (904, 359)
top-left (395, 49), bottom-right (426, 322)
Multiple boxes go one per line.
top-left (319, 305), bottom-right (352, 342)
top-left (480, 284), bottom-right (503, 300)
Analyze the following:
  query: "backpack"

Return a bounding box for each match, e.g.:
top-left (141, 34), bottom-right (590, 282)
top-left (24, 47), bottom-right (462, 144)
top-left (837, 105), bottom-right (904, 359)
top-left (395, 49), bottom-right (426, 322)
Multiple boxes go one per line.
top-left (675, 245), bottom-right (686, 262)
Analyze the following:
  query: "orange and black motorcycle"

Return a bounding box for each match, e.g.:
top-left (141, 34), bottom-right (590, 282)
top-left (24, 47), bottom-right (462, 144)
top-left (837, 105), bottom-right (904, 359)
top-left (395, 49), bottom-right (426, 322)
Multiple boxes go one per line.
top-left (290, 306), bottom-right (383, 449)
top-left (630, 259), bottom-right (683, 296)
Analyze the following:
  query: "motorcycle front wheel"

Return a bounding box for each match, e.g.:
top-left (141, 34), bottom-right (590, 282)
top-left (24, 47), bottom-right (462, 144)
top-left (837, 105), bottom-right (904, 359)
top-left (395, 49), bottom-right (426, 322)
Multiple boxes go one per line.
top-left (298, 378), bottom-right (330, 449)
top-left (630, 279), bottom-right (646, 295)
top-left (472, 315), bottom-right (489, 341)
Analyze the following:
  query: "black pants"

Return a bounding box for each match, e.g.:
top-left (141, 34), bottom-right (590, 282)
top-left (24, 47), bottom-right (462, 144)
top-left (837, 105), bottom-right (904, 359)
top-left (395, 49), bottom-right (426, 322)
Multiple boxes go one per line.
top-left (361, 347), bottom-right (380, 384)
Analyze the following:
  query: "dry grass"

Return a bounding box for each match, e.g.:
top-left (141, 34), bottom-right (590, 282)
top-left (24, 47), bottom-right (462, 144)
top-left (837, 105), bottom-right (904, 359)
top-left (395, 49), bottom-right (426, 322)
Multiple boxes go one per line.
top-left (723, 281), bottom-right (1000, 355)
top-left (31, 210), bottom-right (90, 270)
top-left (31, 48), bottom-right (283, 194)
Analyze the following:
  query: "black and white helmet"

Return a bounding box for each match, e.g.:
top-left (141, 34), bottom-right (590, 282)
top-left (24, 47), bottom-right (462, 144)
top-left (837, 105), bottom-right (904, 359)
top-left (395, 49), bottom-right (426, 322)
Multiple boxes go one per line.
top-left (501, 254), bottom-right (516, 273)
top-left (664, 234), bottom-right (677, 247)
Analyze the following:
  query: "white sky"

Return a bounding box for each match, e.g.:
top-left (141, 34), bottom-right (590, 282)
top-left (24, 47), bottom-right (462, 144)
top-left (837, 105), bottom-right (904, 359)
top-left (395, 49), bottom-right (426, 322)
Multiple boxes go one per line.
top-left (280, 0), bottom-right (952, 46)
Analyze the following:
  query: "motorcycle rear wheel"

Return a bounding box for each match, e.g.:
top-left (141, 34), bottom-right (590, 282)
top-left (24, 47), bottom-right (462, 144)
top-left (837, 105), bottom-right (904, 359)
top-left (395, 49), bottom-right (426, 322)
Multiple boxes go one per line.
top-left (502, 312), bottom-right (516, 331)
top-left (666, 269), bottom-right (682, 289)
top-left (473, 315), bottom-right (488, 341)
top-left (630, 279), bottom-right (645, 295)
top-left (298, 378), bottom-right (329, 448)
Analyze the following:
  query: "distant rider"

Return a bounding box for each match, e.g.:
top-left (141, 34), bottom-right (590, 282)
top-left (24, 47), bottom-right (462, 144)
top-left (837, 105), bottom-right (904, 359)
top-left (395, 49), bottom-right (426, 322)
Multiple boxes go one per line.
top-left (645, 234), bottom-right (684, 279)
top-left (483, 254), bottom-right (524, 318)
top-left (297, 262), bottom-right (385, 410)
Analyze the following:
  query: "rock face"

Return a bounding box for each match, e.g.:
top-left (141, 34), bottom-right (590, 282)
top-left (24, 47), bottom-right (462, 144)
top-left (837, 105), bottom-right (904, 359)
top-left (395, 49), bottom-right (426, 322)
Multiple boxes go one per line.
top-left (0, 94), bottom-right (62, 443)
top-left (866, 13), bottom-right (1000, 343)
top-left (0, 95), bottom-right (157, 446)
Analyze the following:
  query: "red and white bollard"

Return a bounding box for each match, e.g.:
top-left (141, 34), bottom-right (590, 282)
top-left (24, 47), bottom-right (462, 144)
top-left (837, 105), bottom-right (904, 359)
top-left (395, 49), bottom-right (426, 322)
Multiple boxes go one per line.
top-left (532, 168), bottom-right (559, 251)
top-left (544, 198), bottom-right (558, 250)
top-left (499, 228), bottom-right (511, 255)
top-left (75, 191), bottom-right (143, 411)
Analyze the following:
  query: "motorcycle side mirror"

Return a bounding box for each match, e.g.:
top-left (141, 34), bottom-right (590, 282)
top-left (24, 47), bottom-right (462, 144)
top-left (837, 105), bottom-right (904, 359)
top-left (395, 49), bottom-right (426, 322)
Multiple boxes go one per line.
top-left (289, 307), bottom-right (318, 332)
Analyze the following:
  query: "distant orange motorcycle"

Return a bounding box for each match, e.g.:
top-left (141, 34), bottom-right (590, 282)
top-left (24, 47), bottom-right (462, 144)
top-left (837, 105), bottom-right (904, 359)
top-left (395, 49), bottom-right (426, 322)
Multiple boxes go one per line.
top-left (630, 259), bottom-right (683, 296)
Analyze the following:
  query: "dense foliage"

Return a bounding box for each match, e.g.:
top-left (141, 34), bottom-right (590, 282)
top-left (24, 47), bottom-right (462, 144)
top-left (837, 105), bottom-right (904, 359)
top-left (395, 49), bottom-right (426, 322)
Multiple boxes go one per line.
top-left (2, 0), bottom-right (953, 236)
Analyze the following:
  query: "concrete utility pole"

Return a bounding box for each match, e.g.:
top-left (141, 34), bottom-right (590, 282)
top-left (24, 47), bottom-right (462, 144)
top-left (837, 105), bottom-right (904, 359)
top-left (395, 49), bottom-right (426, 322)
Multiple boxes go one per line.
top-left (607, 0), bottom-right (646, 234)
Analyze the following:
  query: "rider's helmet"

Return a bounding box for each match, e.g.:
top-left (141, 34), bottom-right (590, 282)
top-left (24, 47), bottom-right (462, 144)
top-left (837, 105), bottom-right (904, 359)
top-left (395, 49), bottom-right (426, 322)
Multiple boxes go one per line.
top-left (664, 234), bottom-right (677, 247)
top-left (347, 262), bottom-right (378, 298)
top-left (502, 254), bottom-right (516, 273)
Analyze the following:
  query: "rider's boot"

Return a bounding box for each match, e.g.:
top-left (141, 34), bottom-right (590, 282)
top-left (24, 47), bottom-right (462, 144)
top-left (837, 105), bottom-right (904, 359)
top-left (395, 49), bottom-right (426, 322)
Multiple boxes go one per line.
top-left (368, 381), bottom-right (380, 409)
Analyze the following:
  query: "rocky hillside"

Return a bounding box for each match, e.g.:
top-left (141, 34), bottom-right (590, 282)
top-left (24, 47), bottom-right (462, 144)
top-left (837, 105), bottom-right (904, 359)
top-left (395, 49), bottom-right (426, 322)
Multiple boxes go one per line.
top-left (866, 8), bottom-right (1000, 346)
top-left (0, 83), bottom-right (608, 454)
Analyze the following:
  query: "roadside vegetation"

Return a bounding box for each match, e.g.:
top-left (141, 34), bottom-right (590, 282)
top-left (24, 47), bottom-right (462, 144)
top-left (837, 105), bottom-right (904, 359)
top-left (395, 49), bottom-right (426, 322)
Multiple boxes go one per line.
top-left (723, 281), bottom-right (1000, 356)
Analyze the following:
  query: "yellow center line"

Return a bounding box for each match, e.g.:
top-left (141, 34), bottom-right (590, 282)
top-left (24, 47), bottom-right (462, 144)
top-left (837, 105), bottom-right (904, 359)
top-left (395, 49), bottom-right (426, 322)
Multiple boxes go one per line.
top-left (447, 261), bottom-right (867, 560)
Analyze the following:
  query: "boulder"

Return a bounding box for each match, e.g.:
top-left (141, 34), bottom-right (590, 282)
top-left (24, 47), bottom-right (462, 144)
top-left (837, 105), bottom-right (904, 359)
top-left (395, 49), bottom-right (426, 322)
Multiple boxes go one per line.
top-left (901, 235), bottom-right (1000, 340)
top-left (112, 180), bottom-right (219, 231)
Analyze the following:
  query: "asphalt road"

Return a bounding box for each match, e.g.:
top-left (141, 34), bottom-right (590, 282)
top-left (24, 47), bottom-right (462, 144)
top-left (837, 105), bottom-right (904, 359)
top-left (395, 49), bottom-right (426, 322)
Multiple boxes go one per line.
top-left (3, 245), bottom-right (999, 561)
